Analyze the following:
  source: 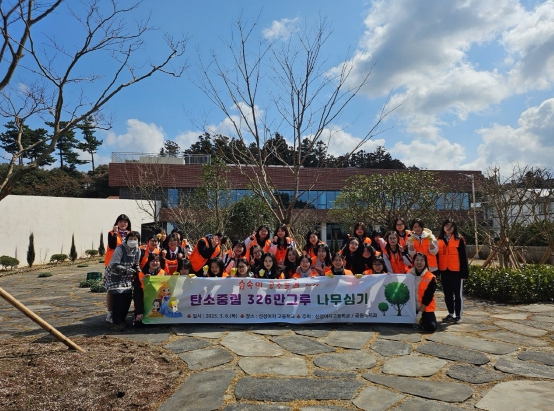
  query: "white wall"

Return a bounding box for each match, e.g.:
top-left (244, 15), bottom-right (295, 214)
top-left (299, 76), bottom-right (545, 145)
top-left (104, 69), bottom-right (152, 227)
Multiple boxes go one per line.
top-left (0, 195), bottom-right (155, 267)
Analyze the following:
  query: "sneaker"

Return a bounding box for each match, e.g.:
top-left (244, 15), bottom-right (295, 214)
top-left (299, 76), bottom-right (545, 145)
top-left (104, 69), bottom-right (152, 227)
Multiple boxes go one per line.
top-left (453, 317), bottom-right (462, 323)
top-left (105, 312), bottom-right (113, 323)
top-left (442, 314), bottom-right (455, 323)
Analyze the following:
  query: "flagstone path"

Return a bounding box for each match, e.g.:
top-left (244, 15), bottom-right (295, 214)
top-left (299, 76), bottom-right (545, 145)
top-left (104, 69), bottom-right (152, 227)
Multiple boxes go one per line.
top-left (1, 262), bottom-right (554, 410)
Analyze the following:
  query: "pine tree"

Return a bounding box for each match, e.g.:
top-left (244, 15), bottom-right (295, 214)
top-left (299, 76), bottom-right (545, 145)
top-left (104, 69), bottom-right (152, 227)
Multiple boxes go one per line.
top-left (70, 234), bottom-right (78, 262)
top-left (77, 116), bottom-right (103, 171)
top-left (47, 121), bottom-right (88, 170)
top-left (98, 232), bottom-right (105, 257)
top-left (0, 122), bottom-right (54, 166)
top-left (159, 140), bottom-right (181, 157)
top-left (27, 233), bottom-right (35, 267)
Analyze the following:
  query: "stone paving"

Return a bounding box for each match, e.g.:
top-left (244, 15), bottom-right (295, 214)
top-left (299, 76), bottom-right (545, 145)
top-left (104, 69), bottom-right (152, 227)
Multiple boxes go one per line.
top-left (1, 262), bottom-right (554, 411)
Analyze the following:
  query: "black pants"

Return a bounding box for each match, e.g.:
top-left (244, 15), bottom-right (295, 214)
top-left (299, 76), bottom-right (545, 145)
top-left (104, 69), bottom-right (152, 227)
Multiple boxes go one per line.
top-left (111, 291), bottom-right (133, 324)
top-left (421, 311), bottom-right (437, 333)
top-left (441, 269), bottom-right (464, 317)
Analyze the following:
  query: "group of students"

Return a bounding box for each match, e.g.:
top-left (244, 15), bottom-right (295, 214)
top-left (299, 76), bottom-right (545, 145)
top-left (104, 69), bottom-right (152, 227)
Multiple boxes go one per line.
top-left (102, 215), bottom-right (469, 333)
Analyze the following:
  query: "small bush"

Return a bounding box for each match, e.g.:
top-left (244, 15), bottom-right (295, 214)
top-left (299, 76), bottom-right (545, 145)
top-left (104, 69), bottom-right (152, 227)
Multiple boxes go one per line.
top-left (70, 234), bottom-right (77, 262)
top-left (77, 264), bottom-right (89, 268)
top-left (27, 233), bottom-right (35, 268)
top-left (98, 233), bottom-right (105, 257)
top-left (85, 249), bottom-right (99, 258)
top-left (79, 279), bottom-right (100, 288)
top-left (0, 255), bottom-right (19, 270)
top-left (465, 264), bottom-right (554, 303)
top-left (89, 283), bottom-right (104, 293)
top-left (50, 254), bottom-right (69, 263)
top-left (38, 272), bottom-right (52, 278)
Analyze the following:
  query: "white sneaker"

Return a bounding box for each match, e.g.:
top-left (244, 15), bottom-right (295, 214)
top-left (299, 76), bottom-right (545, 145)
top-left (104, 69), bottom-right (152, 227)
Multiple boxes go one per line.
top-left (106, 312), bottom-right (113, 323)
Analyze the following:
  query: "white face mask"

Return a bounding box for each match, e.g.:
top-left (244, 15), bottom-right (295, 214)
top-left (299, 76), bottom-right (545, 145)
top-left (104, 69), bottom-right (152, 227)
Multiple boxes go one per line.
top-left (127, 240), bottom-right (138, 248)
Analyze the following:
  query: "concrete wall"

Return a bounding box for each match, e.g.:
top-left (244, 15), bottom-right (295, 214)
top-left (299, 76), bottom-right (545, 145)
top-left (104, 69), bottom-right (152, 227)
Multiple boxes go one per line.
top-left (0, 195), bottom-right (155, 267)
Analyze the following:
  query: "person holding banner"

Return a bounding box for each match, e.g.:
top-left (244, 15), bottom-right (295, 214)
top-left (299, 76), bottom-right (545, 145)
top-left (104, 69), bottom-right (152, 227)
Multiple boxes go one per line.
top-left (177, 258), bottom-right (193, 275)
top-left (203, 257), bottom-right (225, 278)
top-left (410, 252), bottom-right (437, 332)
top-left (293, 255), bottom-right (320, 278)
top-left (256, 252), bottom-right (282, 279)
top-left (325, 252), bottom-right (353, 276)
top-left (363, 255), bottom-right (388, 274)
top-left (103, 230), bottom-right (141, 330)
top-left (225, 258), bottom-right (254, 278)
top-left (133, 253), bottom-right (166, 326)
top-left (189, 233), bottom-right (226, 274)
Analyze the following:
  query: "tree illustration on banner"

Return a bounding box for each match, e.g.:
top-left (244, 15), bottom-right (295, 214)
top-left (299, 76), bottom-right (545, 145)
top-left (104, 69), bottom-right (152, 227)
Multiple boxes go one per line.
top-left (378, 302), bottom-right (389, 316)
top-left (384, 282), bottom-right (410, 316)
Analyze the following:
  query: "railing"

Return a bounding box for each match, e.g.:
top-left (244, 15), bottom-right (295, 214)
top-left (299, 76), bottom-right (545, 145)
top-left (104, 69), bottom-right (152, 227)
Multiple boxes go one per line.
top-left (111, 153), bottom-right (211, 165)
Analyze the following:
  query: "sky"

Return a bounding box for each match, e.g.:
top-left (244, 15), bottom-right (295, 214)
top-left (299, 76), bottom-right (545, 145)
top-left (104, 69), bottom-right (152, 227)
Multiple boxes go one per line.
top-left (3, 0), bottom-right (554, 173)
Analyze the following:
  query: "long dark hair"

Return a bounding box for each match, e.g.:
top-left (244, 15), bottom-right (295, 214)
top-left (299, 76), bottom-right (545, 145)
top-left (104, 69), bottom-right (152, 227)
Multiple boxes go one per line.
top-left (207, 257), bottom-right (225, 277)
top-left (274, 224), bottom-right (291, 249)
top-left (314, 243), bottom-right (332, 266)
top-left (255, 225), bottom-right (270, 244)
top-left (283, 248), bottom-right (301, 278)
top-left (438, 218), bottom-right (461, 240)
top-left (260, 252), bottom-right (279, 278)
top-left (114, 214), bottom-right (132, 231)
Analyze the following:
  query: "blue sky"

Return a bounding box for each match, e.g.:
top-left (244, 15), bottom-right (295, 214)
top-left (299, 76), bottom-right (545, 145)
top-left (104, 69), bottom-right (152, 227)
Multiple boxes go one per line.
top-left (4, 0), bottom-right (554, 173)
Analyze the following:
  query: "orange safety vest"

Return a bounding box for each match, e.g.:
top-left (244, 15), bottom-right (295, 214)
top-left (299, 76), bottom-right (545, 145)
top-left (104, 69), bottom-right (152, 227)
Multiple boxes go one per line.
top-left (140, 247), bottom-right (161, 268)
top-left (244, 238), bottom-right (271, 260)
top-left (396, 230), bottom-right (412, 248)
top-left (311, 256), bottom-right (330, 275)
top-left (104, 230), bottom-right (124, 266)
top-left (417, 269), bottom-right (436, 312)
top-left (412, 236), bottom-right (438, 268)
top-left (438, 237), bottom-right (461, 272)
top-left (271, 237), bottom-right (293, 265)
top-left (324, 268), bottom-right (353, 276)
top-left (189, 237), bottom-right (221, 272)
top-left (383, 249), bottom-right (408, 274)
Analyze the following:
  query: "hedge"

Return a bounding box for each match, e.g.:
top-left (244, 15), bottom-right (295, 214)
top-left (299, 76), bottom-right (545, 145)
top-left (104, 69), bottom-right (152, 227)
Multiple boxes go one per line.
top-left (464, 264), bottom-right (554, 303)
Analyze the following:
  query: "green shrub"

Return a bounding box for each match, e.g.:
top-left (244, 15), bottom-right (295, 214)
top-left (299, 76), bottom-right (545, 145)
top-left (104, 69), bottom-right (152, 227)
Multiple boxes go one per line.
top-left (38, 272), bottom-right (52, 278)
top-left (79, 279), bottom-right (100, 288)
top-left (89, 283), bottom-right (104, 293)
top-left (27, 233), bottom-right (35, 267)
top-left (70, 234), bottom-right (77, 262)
top-left (50, 254), bottom-right (69, 263)
top-left (465, 264), bottom-right (554, 303)
top-left (85, 249), bottom-right (99, 257)
top-left (77, 264), bottom-right (89, 268)
top-left (98, 232), bottom-right (105, 257)
top-left (0, 255), bottom-right (19, 270)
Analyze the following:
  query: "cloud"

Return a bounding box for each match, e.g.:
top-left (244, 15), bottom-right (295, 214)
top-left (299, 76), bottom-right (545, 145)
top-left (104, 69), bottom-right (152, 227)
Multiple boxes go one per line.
top-left (390, 136), bottom-right (467, 170)
top-left (469, 98), bottom-right (554, 171)
top-left (310, 125), bottom-right (386, 157)
top-left (105, 119), bottom-right (165, 153)
top-left (262, 18), bottom-right (299, 40)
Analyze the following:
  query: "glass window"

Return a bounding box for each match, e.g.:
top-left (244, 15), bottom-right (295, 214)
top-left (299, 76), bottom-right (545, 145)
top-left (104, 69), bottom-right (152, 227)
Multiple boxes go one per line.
top-left (167, 188), bottom-right (178, 208)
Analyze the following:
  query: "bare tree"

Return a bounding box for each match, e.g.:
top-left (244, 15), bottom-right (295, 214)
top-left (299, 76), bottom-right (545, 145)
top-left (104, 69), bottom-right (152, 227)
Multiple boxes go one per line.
top-left (0, 0), bottom-right (187, 201)
top-left (194, 17), bottom-right (396, 228)
top-left (481, 166), bottom-right (553, 268)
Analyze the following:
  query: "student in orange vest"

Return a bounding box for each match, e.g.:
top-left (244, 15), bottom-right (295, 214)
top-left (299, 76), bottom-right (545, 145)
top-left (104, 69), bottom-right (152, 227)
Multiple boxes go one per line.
top-left (189, 232), bottom-right (226, 274)
top-left (293, 255), bottom-right (319, 278)
top-left (410, 252), bottom-right (438, 333)
top-left (382, 231), bottom-right (411, 274)
top-left (394, 217), bottom-right (412, 248)
top-left (269, 224), bottom-right (295, 265)
top-left (351, 222), bottom-right (372, 253)
top-left (244, 225), bottom-right (271, 260)
top-left (312, 243), bottom-right (332, 276)
top-left (325, 252), bottom-right (353, 276)
top-left (104, 214), bottom-right (132, 324)
top-left (363, 255), bottom-right (388, 275)
top-left (202, 257), bottom-right (225, 278)
top-left (256, 252), bottom-right (283, 279)
top-left (407, 218), bottom-right (439, 273)
top-left (133, 253), bottom-right (167, 327)
top-left (302, 230), bottom-right (324, 259)
top-left (163, 234), bottom-right (186, 275)
top-left (223, 258), bottom-right (255, 278)
top-left (281, 248), bottom-right (301, 279)
top-left (222, 240), bottom-right (246, 274)
top-left (140, 235), bottom-right (163, 268)
top-left (437, 218), bottom-right (469, 324)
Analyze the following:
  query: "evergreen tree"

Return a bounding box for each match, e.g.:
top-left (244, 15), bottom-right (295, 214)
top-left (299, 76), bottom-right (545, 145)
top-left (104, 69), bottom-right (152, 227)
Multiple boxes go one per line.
top-left (159, 140), bottom-right (181, 157)
top-left (98, 232), bottom-right (105, 257)
top-left (0, 122), bottom-right (54, 166)
top-left (47, 121), bottom-right (88, 170)
top-left (27, 233), bottom-right (35, 267)
top-left (77, 116), bottom-right (103, 171)
top-left (70, 234), bottom-right (78, 262)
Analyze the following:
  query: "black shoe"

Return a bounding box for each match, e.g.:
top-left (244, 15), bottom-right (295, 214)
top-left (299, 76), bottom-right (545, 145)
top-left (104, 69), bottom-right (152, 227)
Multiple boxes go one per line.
top-left (442, 314), bottom-right (455, 323)
top-left (453, 317), bottom-right (462, 323)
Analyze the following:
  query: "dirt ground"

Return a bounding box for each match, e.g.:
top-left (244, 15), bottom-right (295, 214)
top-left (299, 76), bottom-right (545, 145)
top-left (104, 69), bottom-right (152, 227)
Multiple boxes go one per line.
top-left (0, 335), bottom-right (189, 411)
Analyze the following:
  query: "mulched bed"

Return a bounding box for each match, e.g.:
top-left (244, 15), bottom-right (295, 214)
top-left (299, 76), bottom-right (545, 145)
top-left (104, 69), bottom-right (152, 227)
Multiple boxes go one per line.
top-left (0, 336), bottom-right (189, 411)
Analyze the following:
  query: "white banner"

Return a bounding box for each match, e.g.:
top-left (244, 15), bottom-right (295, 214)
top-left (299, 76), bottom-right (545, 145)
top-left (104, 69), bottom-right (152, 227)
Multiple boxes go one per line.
top-left (142, 274), bottom-right (417, 324)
